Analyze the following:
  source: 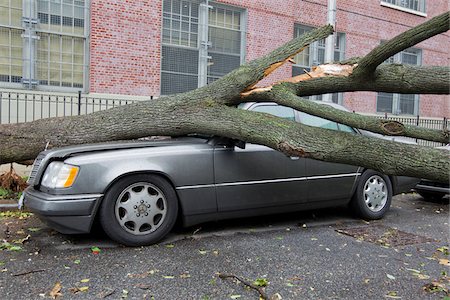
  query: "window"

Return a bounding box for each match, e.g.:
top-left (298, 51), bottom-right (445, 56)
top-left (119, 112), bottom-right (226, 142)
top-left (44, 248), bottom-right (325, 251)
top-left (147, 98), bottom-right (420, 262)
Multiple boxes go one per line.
top-left (161, 0), bottom-right (246, 95)
top-left (292, 24), bottom-right (346, 104)
top-left (299, 112), bottom-right (338, 130)
top-left (0, 0), bottom-right (89, 90)
top-left (251, 105), bottom-right (296, 121)
top-left (377, 48), bottom-right (421, 115)
top-left (381, 0), bottom-right (426, 14)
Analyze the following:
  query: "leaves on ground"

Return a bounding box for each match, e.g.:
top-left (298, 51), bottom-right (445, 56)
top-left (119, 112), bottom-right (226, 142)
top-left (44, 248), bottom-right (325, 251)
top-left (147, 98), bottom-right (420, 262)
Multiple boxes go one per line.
top-left (49, 282), bottom-right (62, 299)
top-left (386, 274), bottom-right (396, 280)
top-left (91, 246), bottom-right (101, 254)
top-left (253, 278), bottom-right (269, 287)
top-left (0, 211), bottom-right (33, 219)
top-left (0, 241), bottom-right (22, 251)
top-left (385, 291), bottom-right (401, 298)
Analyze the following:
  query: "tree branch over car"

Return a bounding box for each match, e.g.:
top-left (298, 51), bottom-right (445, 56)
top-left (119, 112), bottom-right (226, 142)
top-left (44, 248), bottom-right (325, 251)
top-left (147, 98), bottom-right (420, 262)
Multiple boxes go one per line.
top-left (0, 12), bottom-right (449, 182)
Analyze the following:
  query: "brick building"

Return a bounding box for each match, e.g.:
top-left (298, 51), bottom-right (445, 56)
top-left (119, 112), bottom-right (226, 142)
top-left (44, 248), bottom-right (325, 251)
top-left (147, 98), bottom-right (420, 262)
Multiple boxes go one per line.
top-left (0, 0), bottom-right (448, 117)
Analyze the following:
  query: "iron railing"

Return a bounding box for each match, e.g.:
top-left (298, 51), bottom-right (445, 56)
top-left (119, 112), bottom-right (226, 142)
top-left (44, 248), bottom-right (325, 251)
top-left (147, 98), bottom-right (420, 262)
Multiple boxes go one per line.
top-left (0, 90), bottom-right (148, 124)
top-left (374, 113), bottom-right (449, 147)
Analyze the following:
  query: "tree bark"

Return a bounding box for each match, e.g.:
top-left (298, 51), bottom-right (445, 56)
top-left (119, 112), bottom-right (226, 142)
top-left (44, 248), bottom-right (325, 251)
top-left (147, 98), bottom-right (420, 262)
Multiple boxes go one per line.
top-left (0, 12), bottom-right (449, 183)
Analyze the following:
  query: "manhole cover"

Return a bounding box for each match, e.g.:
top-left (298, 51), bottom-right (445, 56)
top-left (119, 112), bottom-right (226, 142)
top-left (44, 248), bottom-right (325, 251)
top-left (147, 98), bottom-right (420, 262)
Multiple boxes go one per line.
top-left (335, 224), bottom-right (436, 247)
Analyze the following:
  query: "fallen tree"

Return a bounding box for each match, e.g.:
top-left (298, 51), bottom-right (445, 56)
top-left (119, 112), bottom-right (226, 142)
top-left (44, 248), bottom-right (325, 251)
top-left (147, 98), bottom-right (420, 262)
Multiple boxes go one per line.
top-left (0, 12), bottom-right (449, 182)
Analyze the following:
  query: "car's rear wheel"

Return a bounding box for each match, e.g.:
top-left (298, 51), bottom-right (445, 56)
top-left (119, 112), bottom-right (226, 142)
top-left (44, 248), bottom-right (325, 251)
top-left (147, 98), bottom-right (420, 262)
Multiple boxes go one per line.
top-left (416, 190), bottom-right (446, 201)
top-left (350, 171), bottom-right (392, 220)
top-left (99, 174), bottom-right (178, 246)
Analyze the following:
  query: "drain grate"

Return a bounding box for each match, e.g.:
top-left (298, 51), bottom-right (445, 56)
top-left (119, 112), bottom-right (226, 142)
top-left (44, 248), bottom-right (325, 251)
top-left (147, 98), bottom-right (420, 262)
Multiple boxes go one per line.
top-left (335, 224), bottom-right (437, 247)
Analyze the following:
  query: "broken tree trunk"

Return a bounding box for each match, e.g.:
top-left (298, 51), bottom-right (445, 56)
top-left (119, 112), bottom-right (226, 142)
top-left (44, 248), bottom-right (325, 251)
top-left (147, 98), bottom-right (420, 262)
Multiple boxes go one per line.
top-left (0, 12), bottom-right (449, 183)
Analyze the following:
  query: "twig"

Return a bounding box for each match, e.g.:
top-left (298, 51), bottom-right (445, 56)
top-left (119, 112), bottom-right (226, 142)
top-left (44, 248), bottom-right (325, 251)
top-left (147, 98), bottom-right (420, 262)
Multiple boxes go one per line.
top-left (13, 268), bottom-right (46, 276)
top-left (218, 273), bottom-right (268, 300)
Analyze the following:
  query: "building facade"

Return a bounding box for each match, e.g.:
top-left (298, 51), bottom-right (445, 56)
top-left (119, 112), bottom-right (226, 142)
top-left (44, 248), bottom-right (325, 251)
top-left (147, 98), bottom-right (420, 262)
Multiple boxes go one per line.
top-left (0, 0), bottom-right (448, 117)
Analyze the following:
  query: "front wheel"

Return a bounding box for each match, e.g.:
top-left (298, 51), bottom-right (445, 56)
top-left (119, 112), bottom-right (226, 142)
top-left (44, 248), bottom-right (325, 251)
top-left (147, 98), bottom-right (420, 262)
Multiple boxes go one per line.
top-left (350, 171), bottom-right (392, 220)
top-left (99, 174), bottom-right (178, 246)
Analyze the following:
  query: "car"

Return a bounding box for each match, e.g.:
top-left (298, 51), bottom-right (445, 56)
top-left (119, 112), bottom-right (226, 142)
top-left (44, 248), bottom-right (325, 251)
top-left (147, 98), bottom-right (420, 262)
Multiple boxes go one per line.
top-left (23, 102), bottom-right (419, 246)
top-left (414, 144), bottom-right (449, 201)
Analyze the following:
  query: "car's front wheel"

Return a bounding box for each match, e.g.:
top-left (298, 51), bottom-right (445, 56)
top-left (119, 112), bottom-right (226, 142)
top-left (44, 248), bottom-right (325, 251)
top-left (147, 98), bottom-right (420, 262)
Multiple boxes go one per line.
top-left (99, 174), bottom-right (178, 246)
top-left (350, 171), bottom-right (392, 220)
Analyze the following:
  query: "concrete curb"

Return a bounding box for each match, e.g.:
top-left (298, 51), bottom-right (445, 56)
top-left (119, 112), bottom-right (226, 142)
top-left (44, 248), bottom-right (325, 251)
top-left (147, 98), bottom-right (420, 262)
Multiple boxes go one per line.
top-left (0, 199), bottom-right (19, 211)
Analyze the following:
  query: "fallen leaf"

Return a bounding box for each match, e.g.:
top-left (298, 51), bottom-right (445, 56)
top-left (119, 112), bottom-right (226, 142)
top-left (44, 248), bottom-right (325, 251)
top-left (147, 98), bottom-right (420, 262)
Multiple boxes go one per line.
top-left (49, 282), bottom-right (62, 299)
top-left (386, 274), bottom-right (396, 280)
top-left (230, 295), bottom-right (241, 299)
top-left (78, 286), bottom-right (89, 292)
top-left (73, 259), bottom-right (81, 264)
top-left (270, 293), bottom-right (282, 300)
top-left (253, 278), bottom-right (269, 287)
top-left (80, 278), bottom-right (90, 283)
top-left (385, 291), bottom-right (401, 298)
top-left (163, 275), bottom-right (174, 279)
top-left (199, 250), bottom-right (208, 255)
top-left (439, 259), bottom-right (450, 266)
top-left (28, 227), bottom-right (41, 232)
top-left (165, 244), bottom-right (174, 248)
top-left (180, 272), bottom-right (191, 279)
top-left (91, 246), bottom-right (101, 254)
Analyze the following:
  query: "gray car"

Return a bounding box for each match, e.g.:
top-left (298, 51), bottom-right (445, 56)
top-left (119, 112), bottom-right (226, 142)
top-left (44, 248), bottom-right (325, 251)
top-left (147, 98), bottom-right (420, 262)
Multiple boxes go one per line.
top-left (23, 102), bottom-right (418, 246)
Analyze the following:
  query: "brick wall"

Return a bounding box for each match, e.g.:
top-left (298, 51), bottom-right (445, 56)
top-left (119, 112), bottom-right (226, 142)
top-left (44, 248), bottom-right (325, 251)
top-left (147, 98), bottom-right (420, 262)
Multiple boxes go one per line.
top-left (89, 0), bottom-right (449, 117)
top-left (89, 0), bottom-right (161, 96)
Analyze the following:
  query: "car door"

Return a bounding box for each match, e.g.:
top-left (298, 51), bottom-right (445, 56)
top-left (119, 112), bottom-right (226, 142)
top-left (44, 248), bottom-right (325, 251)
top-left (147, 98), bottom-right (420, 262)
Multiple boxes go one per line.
top-left (214, 104), bottom-right (308, 212)
top-left (298, 112), bottom-right (359, 202)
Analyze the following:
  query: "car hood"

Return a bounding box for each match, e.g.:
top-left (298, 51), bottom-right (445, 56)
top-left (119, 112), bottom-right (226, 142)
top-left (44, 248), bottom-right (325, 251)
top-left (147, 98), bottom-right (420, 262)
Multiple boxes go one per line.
top-left (39, 137), bottom-right (208, 159)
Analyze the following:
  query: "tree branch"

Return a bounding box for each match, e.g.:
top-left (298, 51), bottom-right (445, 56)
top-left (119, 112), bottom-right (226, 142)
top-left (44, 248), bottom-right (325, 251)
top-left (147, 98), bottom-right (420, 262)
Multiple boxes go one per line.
top-left (218, 273), bottom-right (268, 300)
top-left (353, 11), bottom-right (450, 76)
top-left (247, 89), bottom-right (449, 143)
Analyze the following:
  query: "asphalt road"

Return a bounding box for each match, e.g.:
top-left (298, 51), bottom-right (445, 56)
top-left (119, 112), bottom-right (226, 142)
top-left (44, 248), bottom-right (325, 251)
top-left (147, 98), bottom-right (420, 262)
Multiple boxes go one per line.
top-left (0, 193), bottom-right (448, 299)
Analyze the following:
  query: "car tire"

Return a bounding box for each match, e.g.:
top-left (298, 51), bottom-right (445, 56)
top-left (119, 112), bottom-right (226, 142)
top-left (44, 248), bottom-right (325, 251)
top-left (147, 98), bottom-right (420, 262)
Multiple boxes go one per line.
top-left (350, 171), bottom-right (392, 220)
top-left (99, 174), bottom-right (178, 246)
top-left (416, 190), bottom-right (446, 201)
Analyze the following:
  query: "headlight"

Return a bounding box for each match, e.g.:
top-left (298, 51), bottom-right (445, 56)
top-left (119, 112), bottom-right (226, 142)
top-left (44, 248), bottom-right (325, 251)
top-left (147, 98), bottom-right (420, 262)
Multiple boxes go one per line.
top-left (41, 162), bottom-right (79, 189)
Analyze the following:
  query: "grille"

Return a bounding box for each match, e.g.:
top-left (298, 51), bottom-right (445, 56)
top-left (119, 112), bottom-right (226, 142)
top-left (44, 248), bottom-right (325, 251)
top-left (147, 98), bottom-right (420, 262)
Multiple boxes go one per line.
top-left (27, 153), bottom-right (46, 186)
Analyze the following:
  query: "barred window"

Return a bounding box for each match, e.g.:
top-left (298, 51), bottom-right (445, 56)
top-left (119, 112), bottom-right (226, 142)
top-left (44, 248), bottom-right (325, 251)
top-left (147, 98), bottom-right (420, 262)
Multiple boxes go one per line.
top-left (381, 0), bottom-right (426, 13)
top-left (377, 48), bottom-right (421, 115)
top-left (161, 0), bottom-right (245, 95)
top-left (292, 24), bottom-right (346, 104)
top-left (0, 0), bottom-right (88, 90)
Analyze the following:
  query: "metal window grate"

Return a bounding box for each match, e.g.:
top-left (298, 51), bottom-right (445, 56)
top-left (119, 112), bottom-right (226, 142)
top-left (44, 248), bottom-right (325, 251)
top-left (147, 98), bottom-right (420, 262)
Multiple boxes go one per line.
top-left (0, 27), bottom-right (23, 83)
top-left (0, 0), bottom-right (22, 27)
top-left (377, 47), bottom-right (421, 115)
top-left (37, 0), bottom-right (86, 36)
top-left (382, 0), bottom-right (426, 13)
top-left (293, 24), bottom-right (345, 104)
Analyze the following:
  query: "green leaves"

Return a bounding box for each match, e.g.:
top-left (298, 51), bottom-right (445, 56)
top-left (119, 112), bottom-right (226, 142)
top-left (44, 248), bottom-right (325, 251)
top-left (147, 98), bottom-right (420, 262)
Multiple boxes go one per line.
top-left (253, 278), bottom-right (269, 287)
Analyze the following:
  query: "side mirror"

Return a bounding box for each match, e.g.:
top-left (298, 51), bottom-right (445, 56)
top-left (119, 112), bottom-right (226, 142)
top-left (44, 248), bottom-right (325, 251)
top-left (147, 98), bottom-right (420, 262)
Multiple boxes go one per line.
top-left (233, 139), bottom-right (246, 149)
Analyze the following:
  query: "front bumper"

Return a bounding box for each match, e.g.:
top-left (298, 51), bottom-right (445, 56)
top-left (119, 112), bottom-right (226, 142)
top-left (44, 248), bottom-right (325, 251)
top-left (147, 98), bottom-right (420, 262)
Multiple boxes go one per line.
top-left (24, 187), bottom-right (103, 234)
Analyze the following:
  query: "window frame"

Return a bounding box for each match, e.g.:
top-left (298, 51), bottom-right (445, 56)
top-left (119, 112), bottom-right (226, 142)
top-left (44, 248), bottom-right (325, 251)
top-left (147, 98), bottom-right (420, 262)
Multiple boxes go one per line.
top-left (376, 47), bottom-right (422, 116)
top-left (0, 0), bottom-right (90, 92)
top-left (160, 0), bottom-right (247, 96)
top-left (380, 0), bottom-right (427, 17)
top-left (292, 24), bottom-right (346, 105)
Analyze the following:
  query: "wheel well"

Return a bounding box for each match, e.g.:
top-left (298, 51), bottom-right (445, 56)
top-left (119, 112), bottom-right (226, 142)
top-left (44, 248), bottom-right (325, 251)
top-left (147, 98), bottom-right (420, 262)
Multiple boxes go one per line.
top-left (359, 168), bottom-right (395, 190)
top-left (91, 171), bottom-right (183, 231)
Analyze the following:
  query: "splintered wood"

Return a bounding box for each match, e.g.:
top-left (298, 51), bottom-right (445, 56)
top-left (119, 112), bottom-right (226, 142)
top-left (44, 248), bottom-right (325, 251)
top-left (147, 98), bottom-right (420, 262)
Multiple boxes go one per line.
top-left (241, 63), bottom-right (357, 97)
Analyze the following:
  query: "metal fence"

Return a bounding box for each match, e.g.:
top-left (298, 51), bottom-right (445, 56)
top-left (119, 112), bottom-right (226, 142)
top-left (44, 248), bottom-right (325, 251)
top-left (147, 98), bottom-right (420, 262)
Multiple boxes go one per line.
top-left (0, 90), bottom-right (146, 124)
top-left (375, 113), bottom-right (449, 147)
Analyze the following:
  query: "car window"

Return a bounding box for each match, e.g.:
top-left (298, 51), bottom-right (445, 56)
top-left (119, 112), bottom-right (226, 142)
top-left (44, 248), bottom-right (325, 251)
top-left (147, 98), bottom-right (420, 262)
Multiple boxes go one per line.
top-left (251, 105), bottom-right (296, 121)
top-left (338, 123), bottom-right (356, 133)
top-left (299, 112), bottom-right (338, 130)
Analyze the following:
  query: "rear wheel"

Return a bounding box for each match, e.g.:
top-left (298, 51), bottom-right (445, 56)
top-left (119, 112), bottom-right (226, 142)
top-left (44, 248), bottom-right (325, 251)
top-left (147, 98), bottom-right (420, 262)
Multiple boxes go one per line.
top-left (99, 174), bottom-right (178, 246)
top-left (351, 171), bottom-right (392, 220)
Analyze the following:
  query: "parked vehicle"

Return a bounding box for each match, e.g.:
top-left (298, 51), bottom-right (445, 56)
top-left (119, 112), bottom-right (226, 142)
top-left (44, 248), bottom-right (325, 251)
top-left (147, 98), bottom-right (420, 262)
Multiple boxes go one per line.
top-left (23, 102), bottom-right (419, 246)
top-left (414, 144), bottom-right (449, 201)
